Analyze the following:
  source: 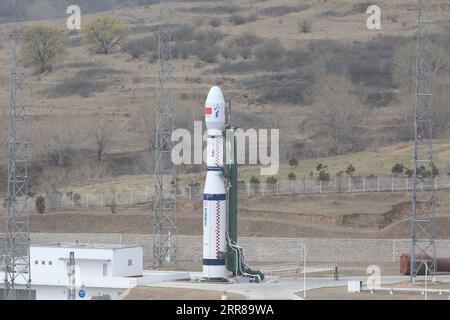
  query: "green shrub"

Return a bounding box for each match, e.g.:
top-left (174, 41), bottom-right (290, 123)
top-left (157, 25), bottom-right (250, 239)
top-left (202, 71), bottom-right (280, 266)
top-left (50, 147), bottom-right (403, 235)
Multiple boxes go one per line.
top-left (288, 172), bottom-right (297, 181)
top-left (345, 164), bottom-right (356, 176)
top-left (35, 196), bottom-right (46, 214)
top-left (73, 193), bottom-right (82, 203)
top-left (187, 180), bottom-right (201, 195)
top-left (266, 176), bottom-right (278, 193)
top-left (391, 163), bottom-right (406, 176)
top-left (316, 164), bottom-right (331, 181)
top-left (289, 159), bottom-right (298, 168)
top-left (209, 17), bottom-right (221, 28)
top-left (250, 176), bottom-right (261, 195)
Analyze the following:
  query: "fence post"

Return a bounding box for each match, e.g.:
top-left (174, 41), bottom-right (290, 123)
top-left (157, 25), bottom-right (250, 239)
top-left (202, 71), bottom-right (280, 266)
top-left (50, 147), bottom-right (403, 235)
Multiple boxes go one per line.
top-left (348, 177), bottom-right (351, 193)
top-left (189, 186), bottom-right (192, 200)
top-left (276, 181), bottom-right (279, 199)
top-left (335, 177), bottom-right (338, 192)
top-left (86, 194), bottom-right (89, 208)
top-left (71, 193), bottom-right (74, 208)
top-left (115, 191), bottom-right (118, 206)
top-left (406, 178), bottom-right (408, 191)
top-left (363, 178), bottom-right (366, 193)
top-left (320, 181), bottom-right (322, 194)
top-left (377, 177), bottom-right (380, 192)
top-left (101, 192), bottom-right (104, 207)
top-left (261, 184), bottom-right (264, 197)
top-left (391, 178), bottom-right (394, 192)
top-left (130, 191), bottom-right (133, 206)
top-left (247, 183), bottom-right (250, 197)
top-left (435, 177), bottom-right (437, 191)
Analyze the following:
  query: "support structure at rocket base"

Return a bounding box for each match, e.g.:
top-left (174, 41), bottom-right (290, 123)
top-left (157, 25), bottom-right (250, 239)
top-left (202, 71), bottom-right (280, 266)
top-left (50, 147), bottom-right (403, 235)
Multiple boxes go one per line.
top-left (202, 86), bottom-right (264, 283)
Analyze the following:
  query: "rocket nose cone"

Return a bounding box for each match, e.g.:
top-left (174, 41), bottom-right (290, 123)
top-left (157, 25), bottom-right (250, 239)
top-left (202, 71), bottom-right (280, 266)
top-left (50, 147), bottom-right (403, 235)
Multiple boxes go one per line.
top-left (206, 86), bottom-right (225, 105)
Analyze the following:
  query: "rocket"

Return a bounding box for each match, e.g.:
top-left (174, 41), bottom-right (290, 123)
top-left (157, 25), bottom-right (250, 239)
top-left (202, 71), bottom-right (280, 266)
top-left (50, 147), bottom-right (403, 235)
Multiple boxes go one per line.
top-left (203, 86), bottom-right (227, 280)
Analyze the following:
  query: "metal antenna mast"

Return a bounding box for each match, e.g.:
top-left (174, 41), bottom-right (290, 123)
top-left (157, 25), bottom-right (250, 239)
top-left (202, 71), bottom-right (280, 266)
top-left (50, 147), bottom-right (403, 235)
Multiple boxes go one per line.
top-left (410, 0), bottom-right (436, 281)
top-left (153, 0), bottom-right (179, 268)
top-left (4, 0), bottom-right (31, 300)
top-left (67, 252), bottom-right (76, 300)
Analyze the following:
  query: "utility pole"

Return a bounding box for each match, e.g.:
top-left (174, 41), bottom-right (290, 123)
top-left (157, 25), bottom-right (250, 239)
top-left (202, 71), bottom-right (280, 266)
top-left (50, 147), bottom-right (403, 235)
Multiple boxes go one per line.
top-left (67, 252), bottom-right (76, 300)
top-left (4, 0), bottom-right (31, 300)
top-left (153, 0), bottom-right (179, 269)
top-left (410, 0), bottom-right (436, 281)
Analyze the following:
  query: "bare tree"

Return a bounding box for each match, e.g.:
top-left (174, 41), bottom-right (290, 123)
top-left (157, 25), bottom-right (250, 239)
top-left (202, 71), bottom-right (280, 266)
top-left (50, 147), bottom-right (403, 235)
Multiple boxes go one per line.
top-left (392, 77), bottom-right (450, 142)
top-left (91, 118), bottom-right (111, 161)
top-left (394, 42), bottom-right (448, 92)
top-left (433, 79), bottom-right (450, 138)
top-left (394, 103), bottom-right (414, 142)
top-left (306, 75), bottom-right (364, 156)
top-left (135, 105), bottom-right (156, 154)
top-left (0, 115), bottom-right (8, 164)
top-left (38, 114), bottom-right (77, 167)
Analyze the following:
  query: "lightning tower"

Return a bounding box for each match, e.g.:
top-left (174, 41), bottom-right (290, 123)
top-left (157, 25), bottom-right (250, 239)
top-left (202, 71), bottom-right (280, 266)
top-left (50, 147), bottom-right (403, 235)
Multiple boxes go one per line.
top-left (153, 0), bottom-right (179, 268)
top-left (3, 0), bottom-right (32, 300)
top-left (66, 252), bottom-right (76, 300)
top-left (410, 0), bottom-right (436, 280)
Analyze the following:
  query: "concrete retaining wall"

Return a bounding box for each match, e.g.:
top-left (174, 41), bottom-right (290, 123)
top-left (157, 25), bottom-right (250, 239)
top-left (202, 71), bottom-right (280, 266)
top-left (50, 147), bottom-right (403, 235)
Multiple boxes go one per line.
top-left (23, 233), bottom-right (450, 263)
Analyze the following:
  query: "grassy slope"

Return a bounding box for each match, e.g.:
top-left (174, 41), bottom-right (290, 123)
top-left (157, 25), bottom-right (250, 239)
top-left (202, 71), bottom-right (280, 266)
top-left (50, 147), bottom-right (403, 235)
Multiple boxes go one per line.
top-left (58, 140), bottom-right (450, 194)
top-left (0, 0), bottom-right (448, 229)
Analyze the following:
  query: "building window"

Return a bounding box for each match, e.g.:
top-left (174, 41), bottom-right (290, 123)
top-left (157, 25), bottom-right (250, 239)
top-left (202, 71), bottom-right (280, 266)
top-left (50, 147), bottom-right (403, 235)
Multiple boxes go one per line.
top-left (34, 261), bottom-right (38, 265)
top-left (49, 261), bottom-right (52, 266)
top-left (102, 263), bottom-right (108, 277)
top-left (41, 261), bottom-right (45, 265)
top-left (128, 259), bottom-right (132, 266)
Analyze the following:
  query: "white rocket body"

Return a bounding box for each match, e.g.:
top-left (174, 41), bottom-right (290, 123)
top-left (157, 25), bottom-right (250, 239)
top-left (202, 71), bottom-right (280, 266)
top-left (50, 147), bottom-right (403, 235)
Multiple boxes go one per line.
top-left (203, 86), bottom-right (227, 280)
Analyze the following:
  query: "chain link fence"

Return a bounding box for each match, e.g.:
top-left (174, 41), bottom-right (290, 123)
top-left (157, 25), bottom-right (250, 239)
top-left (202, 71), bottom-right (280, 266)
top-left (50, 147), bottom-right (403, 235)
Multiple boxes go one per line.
top-left (20, 175), bottom-right (450, 212)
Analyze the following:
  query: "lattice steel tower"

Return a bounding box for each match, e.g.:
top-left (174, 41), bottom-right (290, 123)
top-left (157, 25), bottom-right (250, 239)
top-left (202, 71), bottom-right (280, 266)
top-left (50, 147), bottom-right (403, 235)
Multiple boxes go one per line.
top-left (153, 0), bottom-right (179, 268)
top-left (410, 0), bottom-right (436, 281)
top-left (3, 0), bottom-right (31, 300)
top-left (67, 252), bottom-right (76, 300)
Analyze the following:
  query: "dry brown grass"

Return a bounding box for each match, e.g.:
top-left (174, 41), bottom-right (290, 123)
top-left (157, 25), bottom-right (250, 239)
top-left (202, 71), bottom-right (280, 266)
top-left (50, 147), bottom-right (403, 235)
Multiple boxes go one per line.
top-left (1, 190), bottom-right (450, 238)
top-left (0, 0), bottom-right (449, 194)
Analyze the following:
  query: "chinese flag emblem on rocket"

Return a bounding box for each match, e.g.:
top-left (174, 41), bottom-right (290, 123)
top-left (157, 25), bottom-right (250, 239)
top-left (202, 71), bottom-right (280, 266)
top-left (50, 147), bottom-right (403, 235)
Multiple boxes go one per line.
top-left (205, 106), bottom-right (212, 115)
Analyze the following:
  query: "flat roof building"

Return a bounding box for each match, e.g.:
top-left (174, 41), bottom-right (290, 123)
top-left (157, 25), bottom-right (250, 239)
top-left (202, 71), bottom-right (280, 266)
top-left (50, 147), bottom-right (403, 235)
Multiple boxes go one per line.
top-left (1, 243), bottom-right (189, 300)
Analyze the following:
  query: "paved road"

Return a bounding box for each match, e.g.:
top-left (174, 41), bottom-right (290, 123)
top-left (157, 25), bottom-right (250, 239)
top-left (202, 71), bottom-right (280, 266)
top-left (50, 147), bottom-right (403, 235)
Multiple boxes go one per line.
top-left (141, 274), bottom-right (450, 300)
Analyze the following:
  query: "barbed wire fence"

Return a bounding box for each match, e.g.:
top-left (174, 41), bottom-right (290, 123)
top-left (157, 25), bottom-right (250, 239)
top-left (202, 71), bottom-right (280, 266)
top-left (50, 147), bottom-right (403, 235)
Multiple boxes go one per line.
top-left (11, 175), bottom-right (450, 212)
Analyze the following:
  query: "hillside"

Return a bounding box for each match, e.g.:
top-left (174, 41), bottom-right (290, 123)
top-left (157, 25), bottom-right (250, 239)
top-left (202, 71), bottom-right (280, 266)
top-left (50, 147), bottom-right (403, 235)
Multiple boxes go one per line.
top-left (0, 0), bottom-right (449, 197)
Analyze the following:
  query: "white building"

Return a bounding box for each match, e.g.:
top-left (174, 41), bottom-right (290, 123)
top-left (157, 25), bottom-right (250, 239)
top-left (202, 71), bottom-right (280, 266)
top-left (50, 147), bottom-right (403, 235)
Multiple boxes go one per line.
top-left (1, 243), bottom-right (190, 300)
top-left (30, 243), bottom-right (144, 300)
